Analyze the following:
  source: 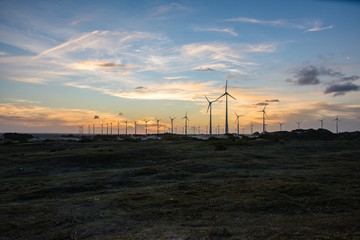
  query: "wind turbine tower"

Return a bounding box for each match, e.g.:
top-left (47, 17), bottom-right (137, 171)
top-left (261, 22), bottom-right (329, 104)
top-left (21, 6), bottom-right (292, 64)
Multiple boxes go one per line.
top-left (319, 119), bottom-right (324, 129)
top-left (258, 104), bottom-right (268, 134)
top-left (169, 116), bottom-right (176, 134)
top-left (156, 118), bottom-right (161, 134)
top-left (125, 121), bottom-right (128, 135)
top-left (101, 124), bottom-right (103, 135)
top-left (134, 121), bottom-right (137, 135)
top-left (279, 122), bottom-right (284, 131)
top-left (250, 123), bottom-right (254, 135)
top-left (205, 96), bottom-right (218, 135)
top-left (296, 121), bottom-right (301, 130)
top-left (334, 116), bottom-right (339, 134)
top-left (182, 112), bottom-right (189, 135)
top-left (144, 119), bottom-right (149, 135)
top-left (117, 122), bottom-right (119, 136)
top-left (217, 80), bottom-right (236, 134)
top-left (235, 112), bottom-right (243, 135)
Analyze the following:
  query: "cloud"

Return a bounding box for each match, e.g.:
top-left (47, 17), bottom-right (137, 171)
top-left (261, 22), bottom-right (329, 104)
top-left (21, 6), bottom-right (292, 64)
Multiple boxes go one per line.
top-left (135, 86), bottom-right (148, 90)
top-left (0, 103), bottom-right (124, 127)
top-left (224, 17), bottom-right (304, 29)
top-left (98, 63), bottom-right (139, 68)
top-left (341, 75), bottom-right (360, 82)
top-left (163, 76), bottom-right (188, 80)
top-left (226, 74), bottom-right (250, 79)
top-left (324, 83), bottom-right (360, 96)
top-left (225, 17), bottom-right (333, 32)
top-left (256, 102), bottom-right (268, 106)
top-left (103, 70), bottom-right (131, 74)
top-left (265, 99), bottom-right (280, 103)
top-left (307, 21), bottom-right (334, 32)
top-left (0, 51), bottom-right (7, 56)
top-left (94, 115), bottom-right (100, 119)
top-left (151, 3), bottom-right (189, 20)
top-left (293, 65), bottom-right (342, 85)
top-left (193, 27), bottom-right (238, 36)
top-left (118, 113), bottom-right (123, 116)
top-left (195, 67), bottom-right (216, 72)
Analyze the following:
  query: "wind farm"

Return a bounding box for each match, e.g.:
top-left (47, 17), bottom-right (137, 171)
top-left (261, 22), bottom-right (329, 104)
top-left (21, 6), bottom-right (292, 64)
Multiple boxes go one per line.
top-left (1, 0), bottom-right (360, 239)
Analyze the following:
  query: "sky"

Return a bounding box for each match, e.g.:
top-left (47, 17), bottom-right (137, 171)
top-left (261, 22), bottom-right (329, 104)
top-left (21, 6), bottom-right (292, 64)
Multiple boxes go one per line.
top-left (0, 0), bottom-right (359, 134)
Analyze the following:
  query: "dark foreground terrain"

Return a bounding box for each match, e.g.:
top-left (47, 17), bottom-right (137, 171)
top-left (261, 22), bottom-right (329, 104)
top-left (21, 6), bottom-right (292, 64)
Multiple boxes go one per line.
top-left (1, 135), bottom-right (360, 239)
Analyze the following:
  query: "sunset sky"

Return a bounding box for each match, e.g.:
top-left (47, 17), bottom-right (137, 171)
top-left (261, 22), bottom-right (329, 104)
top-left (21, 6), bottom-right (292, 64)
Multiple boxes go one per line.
top-left (0, 0), bottom-right (359, 134)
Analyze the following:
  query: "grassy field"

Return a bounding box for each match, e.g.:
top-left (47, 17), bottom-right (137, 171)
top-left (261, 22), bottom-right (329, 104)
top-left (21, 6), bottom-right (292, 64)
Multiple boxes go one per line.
top-left (1, 136), bottom-right (360, 239)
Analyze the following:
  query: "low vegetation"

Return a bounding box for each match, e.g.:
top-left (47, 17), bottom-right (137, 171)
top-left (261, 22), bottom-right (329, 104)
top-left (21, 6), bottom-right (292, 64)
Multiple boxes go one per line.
top-left (1, 133), bottom-right (359, 239)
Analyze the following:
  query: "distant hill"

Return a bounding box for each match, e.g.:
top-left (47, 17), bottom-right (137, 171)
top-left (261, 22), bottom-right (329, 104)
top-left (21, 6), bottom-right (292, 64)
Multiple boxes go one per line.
top-left (1, 133), bottom-right (34, 141)
top-left (259, 129), bottom-right (360, 140)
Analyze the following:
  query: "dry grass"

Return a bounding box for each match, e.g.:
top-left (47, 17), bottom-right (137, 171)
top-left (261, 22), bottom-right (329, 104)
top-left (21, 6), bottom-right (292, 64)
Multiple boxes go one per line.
top-left (1, 137), bottom-right (360, 239)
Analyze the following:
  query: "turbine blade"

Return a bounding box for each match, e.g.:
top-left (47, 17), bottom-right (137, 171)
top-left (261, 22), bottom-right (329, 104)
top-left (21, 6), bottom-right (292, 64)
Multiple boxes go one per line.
top-left (205, 96), bottom-right (210, 103)
top-left (228, 93), bottom-right (236, 100)
top-left (216, 93), bottom-right (226, 101)
top-left (225, 80), bottom-right (228, 92)
top-left (207, 104), bottom-right (210, 113)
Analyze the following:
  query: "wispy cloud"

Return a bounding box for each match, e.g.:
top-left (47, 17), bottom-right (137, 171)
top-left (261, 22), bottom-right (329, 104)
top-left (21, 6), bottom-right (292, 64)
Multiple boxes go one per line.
top-left (65, 81), bottom-right (217, 101)
top-left (163, 76), bottom-right (188, 80)
top-left (0, 103), bottom-right (124, 127)
top-left (151, 3), bottom-right (190, 20)
top-left (193, 27), bottom-right (238, 36)
top-left (225, 17), bottom-right (333, 32)
top-left (0, 51), bottom-right (7, 56)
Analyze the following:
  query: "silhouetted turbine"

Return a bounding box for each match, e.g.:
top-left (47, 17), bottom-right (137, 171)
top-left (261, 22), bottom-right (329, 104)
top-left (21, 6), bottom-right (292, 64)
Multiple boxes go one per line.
top-left (156, 118), bottom-right (161, 134)
top-left (333, 116), bottom-right (340, 134)
top-left (258, 104), bottom-right (268, 134)
top-left (144, 119), bottom-right (149, 135)
top-left (235, 112), bottom-right (244, 135)
top-left (217, 80), bottom-right (236, 134)
top-left (169, 116), bottom-right (176, 134)
top-left (205, 96), bottom-right (218, 135)
top-left (182, 112), bottom-right (189, 135)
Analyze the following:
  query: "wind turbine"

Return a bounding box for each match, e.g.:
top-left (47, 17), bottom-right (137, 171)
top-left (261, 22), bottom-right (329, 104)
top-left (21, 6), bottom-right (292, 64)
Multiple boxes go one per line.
top-left (205, 96), bottom-right (218, 135)
top-left (258, 104), bottom-right (268, 134)
top-left (124, 120), bottom-right (128, 135)
top-left (217, 80), bottom-right (236, 134)
top-left (235, 112), bottom-right (243, 135)
top-left (134, 121), bottom-right (137, 135)
top-left (117, 122), bottom-right (120, 136)
top-left (144, 119), bottom-right (149, 135)
top-left (156, 118), bottom-right (161, 134)
top-left (250, 122), bottom-right (254, 135)
top-left (101, 123), bottom-right (103, 135)
top-left (107, 123), bottom-right (109, 135)
top-left (279, 122), bottom-right (284, 131)
top-left (333, 116), bottom-right (340, 134)
top-left (319, 119), bottom-right (324, 129)
top-left (110, 122), bottom-right (113, 135)
top-left (296, 121), bottom-right (301, 130)
top-left (182, 112), bottom-right (189, 135)
top-left (169, 116), bottom-right (176, 134)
